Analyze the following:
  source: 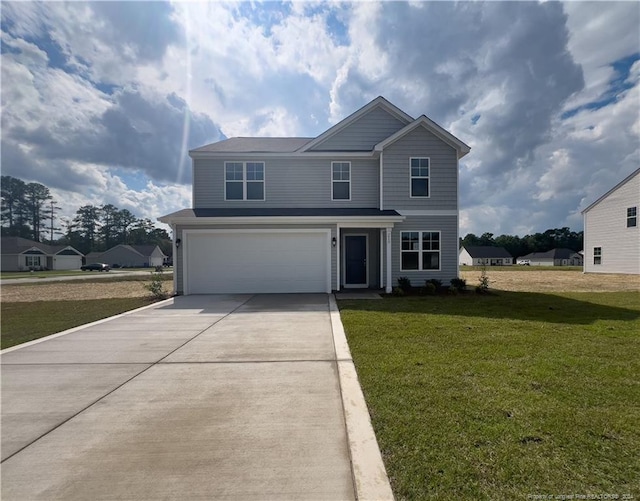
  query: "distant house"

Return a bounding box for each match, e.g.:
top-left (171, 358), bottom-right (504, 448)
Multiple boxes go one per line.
top-left (582, 168), bottom-right (639, 274)
top-left (1, 237), bottom-right (84, 271)
top-left (86, 244), bottom-right (166, 268)
top-left (517, 248), bottom-right (583, 267)
top-left (459, 246), bottom-right (513, 266)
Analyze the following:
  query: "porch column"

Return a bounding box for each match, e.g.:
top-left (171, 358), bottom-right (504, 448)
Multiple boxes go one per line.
top-left (335, 225), bottom-right (341, 292)
top-left (385, 228), bottom-right (392, 293)
top-left (379, 229), bottom-right (384, 289)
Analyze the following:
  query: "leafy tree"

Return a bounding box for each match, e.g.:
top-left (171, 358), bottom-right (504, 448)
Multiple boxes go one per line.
top-left (73, 205), bottom-right (102, 253)
top-left (114, 209), bottom-right (137, 244)
top-left (23, 182), bottom-right (52, 241)
top-left (1, 175), bottom-right (28, 237)
top-left (100, 204), bottom-right (120, 250)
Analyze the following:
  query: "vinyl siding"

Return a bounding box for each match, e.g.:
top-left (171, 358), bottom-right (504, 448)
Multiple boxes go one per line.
top-left (309, 107), bottom-right (407, 151)
top-left (383, 126), bottom-right (458, 210)
top-left (584, 173), bottom-right (640, 274)
top-left (174, 224), bottom-right (338, 294)
top-left (193, 158), bottom-right (379, 208)
top-left (391, 215), bottom-right (459, 284)
top-left (98, 248), bottom-right (146, 267)
top-left (1, 255), bottom-right (20, 272)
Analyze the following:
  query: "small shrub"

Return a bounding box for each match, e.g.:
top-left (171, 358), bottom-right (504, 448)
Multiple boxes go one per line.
top-left (448, 285), bottom-right (459, 295)
top-left (477, 267), bottom-right (490, 294)
top-left (426, 278), bottom-right (443, 289)
top-left (397, 276), bottom-right (412, 292)
top-left (144, 270), bottom-right (168, 300)
top-left (450, 277), bottom-right (466, 290)
top-left (421, 282), bottom-right (437, 296)
top-left (392, 286), bottom-right (405, 296)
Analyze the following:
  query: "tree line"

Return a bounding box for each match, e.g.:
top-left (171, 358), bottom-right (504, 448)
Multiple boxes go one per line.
top-left (460, 227), bottom-right (583, 259)
top-left (1, 175), bottom-right (171, 256)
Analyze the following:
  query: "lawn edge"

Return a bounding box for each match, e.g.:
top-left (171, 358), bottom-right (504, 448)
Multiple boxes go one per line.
top-left (329, 294), bottom-right (395, 501)
top-left (0, 297), bottom-right (175, 354)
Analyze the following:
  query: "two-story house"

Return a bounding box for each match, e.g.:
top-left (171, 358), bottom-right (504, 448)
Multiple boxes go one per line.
top-left (159, 97), bottom-right (470, 294)
top-left (582, 168), bottom-right (639, 274)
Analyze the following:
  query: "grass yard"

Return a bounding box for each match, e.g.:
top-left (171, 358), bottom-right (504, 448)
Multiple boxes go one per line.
top-left (1, 298), bottom-right (155, 349)
top-left (339, 291), bottom-right (640, 500)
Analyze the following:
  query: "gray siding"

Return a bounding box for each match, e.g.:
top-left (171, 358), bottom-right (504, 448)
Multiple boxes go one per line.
top-left (383, 127), bottom-right (458, 210)
top-left (194, 158), bottom-right (379, 208)
top-left (174, 224), bottom-right (338, 294)
top-left (391, 215), bottom-right (459, 285)
top-left (1, 255), bottom-right (20, 272)
top-left (309, 107), bottom-right (407, 151)
top-left (584, 172), bottom-right (640, 274)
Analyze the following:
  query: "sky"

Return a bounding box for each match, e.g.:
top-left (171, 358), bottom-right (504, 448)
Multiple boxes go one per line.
top-left (1, 1), bottom-right (639, 238)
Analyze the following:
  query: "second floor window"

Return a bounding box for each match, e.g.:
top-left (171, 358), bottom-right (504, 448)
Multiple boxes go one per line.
top-left (627, 207), bottom-right (637, 227)
top-left (410, 158), bottom-right (430, 197)
top-left (225, 162), bottom-right (265, 201)
top-left (332, 162), bottom-right (351, 200)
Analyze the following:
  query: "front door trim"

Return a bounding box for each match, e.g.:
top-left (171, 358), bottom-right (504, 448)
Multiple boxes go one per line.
top-left (343, 233), bottom-right (368, 288)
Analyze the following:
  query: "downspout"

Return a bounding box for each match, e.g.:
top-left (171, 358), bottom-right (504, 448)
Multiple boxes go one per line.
top-left (456, 153), bottom-right (460, 278)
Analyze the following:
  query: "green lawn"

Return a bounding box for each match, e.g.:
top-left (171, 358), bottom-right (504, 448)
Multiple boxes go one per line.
top-left (1, 298), bottom-right (155, 349)
top-left (338, 292), bottom-right (640, 500)
top-left (1, 270), bottom-right (89, 279)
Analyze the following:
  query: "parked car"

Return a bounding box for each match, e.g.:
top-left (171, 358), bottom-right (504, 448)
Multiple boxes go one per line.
top-left (81, 263), bottom-right (110, 272)
top-left (517, 259), bottom-right (531, 266)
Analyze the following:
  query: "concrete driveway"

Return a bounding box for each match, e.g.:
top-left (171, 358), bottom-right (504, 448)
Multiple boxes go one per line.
top-left (1, 294), bottom-right (392, 500)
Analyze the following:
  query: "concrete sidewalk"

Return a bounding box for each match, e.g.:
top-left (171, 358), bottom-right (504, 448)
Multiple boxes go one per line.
top-left (1, 294), bottom-right (392, 500)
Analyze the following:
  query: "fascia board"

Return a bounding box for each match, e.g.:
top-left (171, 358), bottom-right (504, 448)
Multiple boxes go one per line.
top-left (159, 215), bottom-right (405, 226)
top-left (581, 168), bottom-right (640, 214)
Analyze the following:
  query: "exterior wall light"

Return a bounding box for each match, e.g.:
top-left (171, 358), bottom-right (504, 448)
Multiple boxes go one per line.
top-left (175, 238), bottom-right (181, 249)
top-left (332, 237), bottom-right (337, 247)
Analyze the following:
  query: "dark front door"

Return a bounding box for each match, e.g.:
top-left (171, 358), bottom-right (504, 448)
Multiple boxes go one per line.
top-left (345, 235), bottom-right (367, 286)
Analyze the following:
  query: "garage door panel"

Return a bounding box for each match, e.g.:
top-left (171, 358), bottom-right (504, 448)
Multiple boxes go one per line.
top-left (186, 232), bottom-right (329, 294)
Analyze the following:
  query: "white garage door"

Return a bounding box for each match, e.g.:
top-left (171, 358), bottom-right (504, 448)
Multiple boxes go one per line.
top-left (53, 256), bottom-right (81, 270)
top-left (185, 230), bottom-right (330, 294)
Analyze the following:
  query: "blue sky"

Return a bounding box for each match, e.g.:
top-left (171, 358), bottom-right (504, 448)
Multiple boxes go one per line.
top-left (1, 1), bottom-right (639, 237)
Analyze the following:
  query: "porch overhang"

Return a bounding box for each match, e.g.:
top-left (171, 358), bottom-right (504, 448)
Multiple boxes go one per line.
top-left (159, 208), bottom-right (405, 227)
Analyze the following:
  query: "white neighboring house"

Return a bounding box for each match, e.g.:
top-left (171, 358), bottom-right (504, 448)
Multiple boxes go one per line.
top-left (459, 246), bottom-right (513, 266)
top-left (582, 168), bottom-right (640, 274)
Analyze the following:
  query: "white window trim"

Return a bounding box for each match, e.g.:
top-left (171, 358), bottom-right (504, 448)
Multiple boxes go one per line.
top-left (224, 161), bottom-right (266, 201)
top-left (400, 230), bottom-right (441, 271)
top-left (331, 161), bottom-right (351, 201)
top-left (593, 246), bottom-right (602, 265)
top-left (409, 157), bottom-right (430, 199)
top-left (627, 206), bottom-right (637, 228)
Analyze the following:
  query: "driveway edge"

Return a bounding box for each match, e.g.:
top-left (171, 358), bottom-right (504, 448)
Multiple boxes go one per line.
top-left (1, 297), bottom-right (175, 354)
top-left (329, 294), bottom-right (395, 501)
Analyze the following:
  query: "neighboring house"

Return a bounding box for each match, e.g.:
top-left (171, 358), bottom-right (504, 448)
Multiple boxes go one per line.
top-left (517, 248), bottom-right (584, 267)
top-left (159, 96), bottom-right (470, 294)
top-left (582, 168), bottom-right (640, 274)
top-left (1, 237), bottom-right (83, 271)
top-left (459, 246), bottom-right (513, 266)
top-left (86, 244), bottom-right (166, 268)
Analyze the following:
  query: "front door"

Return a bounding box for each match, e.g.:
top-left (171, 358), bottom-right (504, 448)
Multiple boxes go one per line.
top-left (344, 235), bottom-right (367, 287)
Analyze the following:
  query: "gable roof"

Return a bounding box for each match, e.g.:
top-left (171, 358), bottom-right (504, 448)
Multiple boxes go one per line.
top-left (1, 237), bottom-right (83, 256)
top-left (299, 96), bottom-right (414, 152)
top-left (375, 115), bottom-right (471, 159)
top-left (100, 244), bottom-right (166, 258)
top-left (519, 248), bottom-right (581, 260)
top-left (461, 246), bottom-right (512, 258)
top-left (582, 168), bottom-right (640, 214)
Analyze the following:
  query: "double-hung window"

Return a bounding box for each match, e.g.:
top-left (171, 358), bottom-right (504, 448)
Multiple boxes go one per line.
top-left (627, 207), bottom-right (637, 228)
top-left (593, 247), bottom-right (602, 265)
top-left (332, 162), bottom-right (350, 200)
top-left (401, 231), bottom-right (440, 270)
top-left (225, 161), bottom-right (265, 201)
top-left (410, 158), bottom-right (430, 197)
top-left (25, 255), bottom-right (41, 268)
